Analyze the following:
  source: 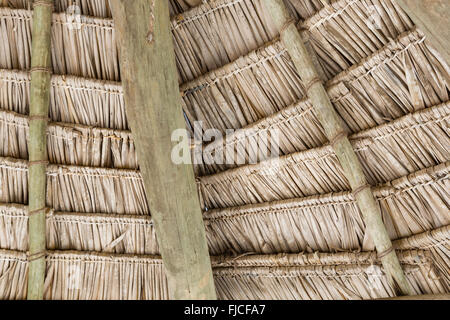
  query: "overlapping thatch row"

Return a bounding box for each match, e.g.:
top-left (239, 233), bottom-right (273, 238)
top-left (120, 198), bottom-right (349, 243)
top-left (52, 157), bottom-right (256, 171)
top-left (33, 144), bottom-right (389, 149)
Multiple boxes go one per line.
top-left (46, 212), bottom-right (156, 254)
top-left (0, 8), bottom-right (120, 80)
top-left (0, 70), bottom-right (126, 129)
top-left (4, 100), bottom-right (446, 214)
top-left (181, 29), bottom-right (448, 138)
top-left (2, 0), bottom-right (207, 17)
top-left (328, 30), bottom-right (450, 114)
top-left (0, 0), bottom-right (414, 84)
top-left (0, 203), bottom-right (27, 251)
top-left (0, 249), bottom-right (28, 300)
top-left (0, 109), bottom-right (137, 169)
top-left (173, 0), bottom-right (413, 82)
top-left (301, 0), bottom-right (413, 78)
top-left (204, 162), bottom-right (449, 254)
top-left (0, 248), bottom-right (444, 300)
top-left (198, 102), bottom-right (450, 208)
top-left (0, 250), bottom-right (168, 300)
top-left (197, 98), bottom-right (323, 175)
top-left (0, 157), bottom-right (27, 204)
top-left (1, 29), bottom-right (446, 175)
top-left (1, 163), bottom-right (447, 256)
top-left (46, 164), bottom-right (148, 215)
top-left (0, 203), bottom-right (157, 254)
top-left (0, 157), bottom-right (149, 214)
top-left (1, 27), bottom-right (445, 141)
top-left (171, 0), bottom-right (324, 81)
top-left (181, 41), bottom-right (305, 134)
top-left (1, 0), bottom-right (113, 17)
top-left (213, 250), bottom-right (446, 300)
top-left (395, 226), bottom-right (450, 288)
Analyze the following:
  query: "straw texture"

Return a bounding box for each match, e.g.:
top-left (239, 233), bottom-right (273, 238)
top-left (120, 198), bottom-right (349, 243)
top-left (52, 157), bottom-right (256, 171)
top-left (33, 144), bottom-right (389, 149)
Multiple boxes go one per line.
top-left (0, 163), bottom-right (447, 257)
top-left (0, 248), bottom-right (446, 300)
top-left (198, 102), bottom-right (450, 208)
top-left (0, 0), bottom-right (449, 300)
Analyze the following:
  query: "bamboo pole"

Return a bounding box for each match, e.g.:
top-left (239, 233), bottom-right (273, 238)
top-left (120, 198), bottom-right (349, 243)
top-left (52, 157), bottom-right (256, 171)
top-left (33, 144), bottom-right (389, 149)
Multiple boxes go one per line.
top-left (262, 0), bottom-right (414, 296)
top-left (396, 0), bottom-right (449, 66)
top-left (27, 0), bottom-right (53, 300)
top-left (110, 0), bottom-right (216, 300)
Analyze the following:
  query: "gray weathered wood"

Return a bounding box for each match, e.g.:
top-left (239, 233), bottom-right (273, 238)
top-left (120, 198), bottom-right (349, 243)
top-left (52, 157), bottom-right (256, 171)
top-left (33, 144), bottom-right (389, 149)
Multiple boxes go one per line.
top-left (110, 0), bottom-right (216, 300)
top-left (262, 0), bottom-right (415, 296)
top-left (27, 0), bottom-right (53, 300)
top-left (396, 0), bottom-right (450, 66)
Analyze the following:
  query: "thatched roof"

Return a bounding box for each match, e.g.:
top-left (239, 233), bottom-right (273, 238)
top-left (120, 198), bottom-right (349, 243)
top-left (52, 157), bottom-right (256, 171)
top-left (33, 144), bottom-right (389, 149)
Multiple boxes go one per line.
top-left (0, 0), bottom-right (448, 299)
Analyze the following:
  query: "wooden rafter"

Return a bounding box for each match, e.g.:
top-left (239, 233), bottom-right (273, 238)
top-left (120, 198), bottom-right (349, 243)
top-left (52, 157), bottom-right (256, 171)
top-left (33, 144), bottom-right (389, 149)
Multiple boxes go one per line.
top-left (110, 0), bottom-right (216, 300)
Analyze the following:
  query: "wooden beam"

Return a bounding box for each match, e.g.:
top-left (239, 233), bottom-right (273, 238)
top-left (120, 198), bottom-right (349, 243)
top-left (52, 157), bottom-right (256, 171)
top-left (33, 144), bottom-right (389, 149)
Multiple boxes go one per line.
top-left (262, 0), bottom-right (415, 296)
top-left (396, 0), bottom-right (450, 65)
top-left (110, 0), bottom-right (216, 300)
top-left (27, 0), bottom-right (53, 300)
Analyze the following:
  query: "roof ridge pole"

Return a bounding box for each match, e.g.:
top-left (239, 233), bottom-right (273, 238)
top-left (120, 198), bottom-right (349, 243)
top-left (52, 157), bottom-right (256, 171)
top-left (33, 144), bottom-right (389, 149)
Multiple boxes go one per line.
top-left (27, 0), bottom-right (53, 300)
top-left (262, 0), bottom-right (414, 296)
top-left (395, 0), bottom-right (449, 66)
top-left (110, 0), bottom-right (216, 299)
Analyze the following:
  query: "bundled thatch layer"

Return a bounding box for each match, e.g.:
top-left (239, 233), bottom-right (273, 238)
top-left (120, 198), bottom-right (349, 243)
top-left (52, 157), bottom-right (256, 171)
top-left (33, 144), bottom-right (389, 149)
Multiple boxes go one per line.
top-left (46, 164), bottom-right (149, 215)
top-left (0, 203), bottom-right (27, 251)
top-left (1, 163), bottom-right (447, 256)
top-left (204, 162), bottom-right (449, 254)
top-left (199, 102), bottom-right (450, 208)
top-left (182, 29), bottom-right (448, 137)
top-left (181, 41), bottom-right (305, 134)
top-left (0, 157), bottom-right (149, 214)
top-left (0, 203), bottom-right (156, 254)
top-left (2, 0), bottom-right (209, 17)
top-left (171, 0), bottom-right (324, 81)
top-left (0, 8), bottom-right (120, 80)
top-left (0, 0), bottom-right (414, 84)
top-left (0, 157), bottom-right (27, 204)
top-left (0, 109), bottom-right (137, 169)
top-left (213, 250), bottom-right (446, 300)
top-left (1, 27), bottom-right (445, 141)
top-left (2, 0), bottom-right (113, 17)
top-left (0, 29), bottom-right (446, 175)
top-left (173, 0), bottom-right (413, 81)
top-left (0, 70), bottom-right (126, 129)
top-left (0, 250), bottom-right (168, 300)
top-left (395, 226), bottom-right (450, 288)
top-left (301, 0), bottom-right (413, 78)
top-left (0, 248), bottom-right (445, 300)
top-left (328, 30), bottom-right (450, 114)
top-left (0, 249), bottom-right (28, 300)
top-left (2, 102), bottom-right (447, 213)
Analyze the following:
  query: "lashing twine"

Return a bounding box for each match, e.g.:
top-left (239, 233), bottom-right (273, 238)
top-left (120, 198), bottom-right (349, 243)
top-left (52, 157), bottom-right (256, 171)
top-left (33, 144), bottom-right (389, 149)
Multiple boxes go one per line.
top-left (377, 246), bottom-right (394, 260)
top-left (30, 67), bottom-right (52, 74)
top-left (28, 251), bottom-right (46, 262)
top-left (352, 184), bottom-right (371, 197)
